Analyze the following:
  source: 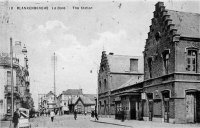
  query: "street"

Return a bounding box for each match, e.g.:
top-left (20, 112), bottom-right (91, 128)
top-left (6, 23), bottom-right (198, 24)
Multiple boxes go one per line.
top-left (30, 114), bottom-right (129, 128)
top-left (1, 114), bottom-right (200, 128)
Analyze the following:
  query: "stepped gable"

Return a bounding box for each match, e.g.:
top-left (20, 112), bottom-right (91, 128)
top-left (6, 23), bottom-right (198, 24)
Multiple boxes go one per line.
top-left (147, 2), bottom-right (200, 45)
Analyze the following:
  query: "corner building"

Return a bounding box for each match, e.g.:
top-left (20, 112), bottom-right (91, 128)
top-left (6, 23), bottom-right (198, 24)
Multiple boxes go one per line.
top-left (143, 2), bottom-right (200, 123)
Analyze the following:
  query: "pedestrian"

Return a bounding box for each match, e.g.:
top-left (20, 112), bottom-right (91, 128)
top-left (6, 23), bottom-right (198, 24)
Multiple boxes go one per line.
top-left (91, 110), bottom-right (94, 118)
top-left (94, 110), bottom-right (98, 121)
top-left (13, 108), bottom-right (20, 128)
top-left (74, 109), bottom-right (77, 120)
top-left (50, 110), bottom-right (55, 122)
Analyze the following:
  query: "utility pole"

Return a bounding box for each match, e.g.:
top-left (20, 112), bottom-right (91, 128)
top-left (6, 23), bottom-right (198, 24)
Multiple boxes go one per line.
top-left (53, 52), bottom-right (56, 101)
top-left (10, 37), bottom-right (14, 118)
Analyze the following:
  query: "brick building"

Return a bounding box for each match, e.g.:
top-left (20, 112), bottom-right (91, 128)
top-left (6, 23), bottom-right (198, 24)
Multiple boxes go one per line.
top-left (143, 2), bottom-right (200, 123)
top-left (98, 51), bottom-right (143, 116)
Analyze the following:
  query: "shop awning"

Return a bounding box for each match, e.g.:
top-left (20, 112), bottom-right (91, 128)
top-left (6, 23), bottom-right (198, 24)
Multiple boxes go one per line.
top-left (118, 91), bottom-right (140, 96)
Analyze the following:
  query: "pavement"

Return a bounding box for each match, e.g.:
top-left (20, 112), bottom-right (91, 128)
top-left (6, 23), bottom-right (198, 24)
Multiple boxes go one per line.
top-left (95, 116), bottom-right (200, 128)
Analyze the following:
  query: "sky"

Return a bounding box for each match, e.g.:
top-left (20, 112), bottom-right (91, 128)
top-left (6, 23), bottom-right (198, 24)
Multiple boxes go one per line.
top-left (0, 0), bottom-right (199, 109)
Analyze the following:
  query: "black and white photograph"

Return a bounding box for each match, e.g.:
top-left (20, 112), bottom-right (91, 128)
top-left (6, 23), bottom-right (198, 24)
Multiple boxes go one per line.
top-left (0, 0), bottom-right (200, 128)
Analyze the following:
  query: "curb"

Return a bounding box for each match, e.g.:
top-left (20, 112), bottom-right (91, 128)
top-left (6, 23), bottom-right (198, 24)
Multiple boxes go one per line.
top-left (90, 120), bottom-right (133, 128)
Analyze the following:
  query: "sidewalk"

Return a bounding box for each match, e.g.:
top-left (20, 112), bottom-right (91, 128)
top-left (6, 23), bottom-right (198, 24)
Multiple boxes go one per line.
top-left (94, 117), bottom-right (200, 128)
top-left (0, 121), bottom-right (12, 128)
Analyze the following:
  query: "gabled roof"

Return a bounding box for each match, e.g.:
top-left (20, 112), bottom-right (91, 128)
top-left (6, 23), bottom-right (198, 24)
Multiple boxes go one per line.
top-left (167, 10), bottom-right (200, 38)
top-left (46, 91), bottom-right (55, 97)
top-left (106, 54), bottom-right (143, 73)
top-left (83, 94), bottom-right (96, 100)
top-left (62, 89), bottom-right (83, 95)
top-left (75, 95), bottom-right (95, 105)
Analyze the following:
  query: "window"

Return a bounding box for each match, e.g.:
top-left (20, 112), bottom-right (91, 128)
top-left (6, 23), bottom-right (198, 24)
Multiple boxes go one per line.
top-left (99, 81), bottom-right (101, 88)
top-left (130, 59), bottom-right (138, 72)
top-left (104, 79), bottom-right (107, 89)
top-left (147, 57), bottom-right (153, 78)
top-left (162, 50), bottom-right (170, 74)
top-left (7, 71), bottom-right (11, 85)
top-left (186, 49), bottom-right (197, 72)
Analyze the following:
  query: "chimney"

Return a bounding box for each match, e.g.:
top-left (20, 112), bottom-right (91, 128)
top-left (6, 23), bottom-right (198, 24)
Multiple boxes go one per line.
top-left (109, 52), bottom-right (114, 55)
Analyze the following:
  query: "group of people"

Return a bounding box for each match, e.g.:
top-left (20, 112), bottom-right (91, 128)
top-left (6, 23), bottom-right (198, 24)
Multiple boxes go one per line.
top-left (73, 109), bottom-right (98, 121)
top-left (12, 108), bottom-right (99, 127)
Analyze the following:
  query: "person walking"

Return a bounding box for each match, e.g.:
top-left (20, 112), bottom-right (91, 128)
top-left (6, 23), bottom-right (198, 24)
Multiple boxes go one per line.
top-left (74, 109), bottom-right (77, 120)
top-left (13, 108), bottom-right (20, 128)
top-left (50, 110), bottom-right (55, 122)
top-left (94, 110), bottom-right (98, 121)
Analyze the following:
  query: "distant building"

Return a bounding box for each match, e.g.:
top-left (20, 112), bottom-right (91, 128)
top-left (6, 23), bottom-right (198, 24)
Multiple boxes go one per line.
top-left (74, 94), bottom-right (96, 114)
top-left (143, 2), bottom-right (200, 123)
top-left (45, 91), bottom-right (57, 110)
top-left (98, 51), bottom-right (144, 116)
top-left (58, 89), bottom-right (83, 114)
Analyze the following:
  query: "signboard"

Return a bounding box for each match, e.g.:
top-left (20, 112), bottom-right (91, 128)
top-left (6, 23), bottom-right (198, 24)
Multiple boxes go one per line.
top-left (141, 93), bottom-right (146, 100)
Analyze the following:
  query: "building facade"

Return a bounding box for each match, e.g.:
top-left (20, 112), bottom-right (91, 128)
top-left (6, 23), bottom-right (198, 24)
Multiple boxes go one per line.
top-left (143, 2), bottom-right (200, 123)
top-left (98, 51), bottom-right (143, 116)
top-left (74, 95), bottom-right (95, 114)
top-left (0, 52), bottom-right (33, 120)
top-left (58, 89), bottom-right (83, 114)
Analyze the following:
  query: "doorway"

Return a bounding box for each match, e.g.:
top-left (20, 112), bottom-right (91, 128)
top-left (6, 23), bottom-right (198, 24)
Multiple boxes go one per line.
top-left (162, 90), bottom-right (170, 123)
top-left (130, 100), bottom-right (136, 119)
top-left (186, 91), bottom-right (200, 123)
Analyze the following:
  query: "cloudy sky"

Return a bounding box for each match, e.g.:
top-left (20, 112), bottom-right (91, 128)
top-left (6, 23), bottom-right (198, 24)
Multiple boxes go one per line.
top-left (1, 0), bottom-right (199, 108)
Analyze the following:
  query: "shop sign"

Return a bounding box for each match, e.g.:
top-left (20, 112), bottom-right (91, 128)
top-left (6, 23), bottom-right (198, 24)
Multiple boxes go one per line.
top-left (141, 93), bottom-right (146, 100)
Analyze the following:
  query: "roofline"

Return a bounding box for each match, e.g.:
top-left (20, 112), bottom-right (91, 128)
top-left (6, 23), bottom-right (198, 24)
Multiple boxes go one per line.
top-left (111, 81), bottom-right (144, 93)
top-left (179, 36), bottom-right (200, 42)
top-left (167, 9), bottom-right (200, 16)
top-left (110, 72), bottom-right (144, 75)
top-left (107, 54), bottom-right (142, 58)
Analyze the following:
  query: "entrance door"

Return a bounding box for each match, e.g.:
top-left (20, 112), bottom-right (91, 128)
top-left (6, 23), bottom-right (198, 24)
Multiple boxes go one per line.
top-left (130, 101), bottom-right (136, 119)
top-left (186, 93), bottom-right (195, 123)
top-left (149, 101), bottom-right (153, 121)
top-left (196, 92), bottom-right (200, 122)
top-left (164, 99), bottom-right (169, 123)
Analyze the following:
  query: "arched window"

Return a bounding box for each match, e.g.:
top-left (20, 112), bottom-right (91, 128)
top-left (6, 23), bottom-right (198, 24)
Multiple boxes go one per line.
top-left (162, 49), bottom-right (170, 74)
